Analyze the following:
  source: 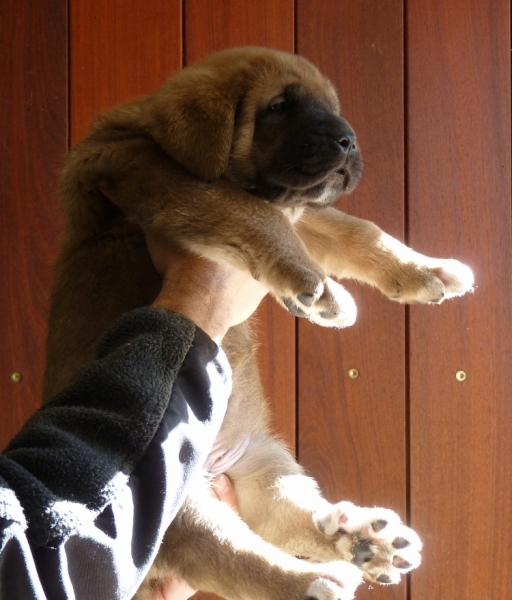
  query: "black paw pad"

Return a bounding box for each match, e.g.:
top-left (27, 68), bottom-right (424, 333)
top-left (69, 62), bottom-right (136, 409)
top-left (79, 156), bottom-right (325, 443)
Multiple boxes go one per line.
top-left (430, 289), bottom-right (445, 303)
top-left (297, 293), bottom-right (315, 307)
top-left (377, 574), bottom-right (392, 584)
top-left (392, 536), bottom-right (411, 550)
top-left (282, 298), bottom-right (307, 318)
top-left (319, 309), bottom-right (339, 319)
top-left (316, 521), bottom-right (326, 534)
top-left (352, 540), bottom-right (374, 566)
top-left (371, 519), bottom-right (388, 533)
top-left (393, 556), bottom-right (413, 569)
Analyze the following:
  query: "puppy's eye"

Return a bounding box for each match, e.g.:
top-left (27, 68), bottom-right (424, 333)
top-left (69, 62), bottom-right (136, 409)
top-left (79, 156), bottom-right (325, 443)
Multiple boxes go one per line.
top-left (267, 96), bottom-right (286, 112)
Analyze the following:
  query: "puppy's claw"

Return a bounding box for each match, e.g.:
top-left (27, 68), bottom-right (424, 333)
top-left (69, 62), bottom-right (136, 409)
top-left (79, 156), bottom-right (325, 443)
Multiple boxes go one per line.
top-left (282, 297), bottom-right (308, 317)
top-left (280, 279), bottom-right (356, 328)
top-left (298, 292), bottom-right (315, 307)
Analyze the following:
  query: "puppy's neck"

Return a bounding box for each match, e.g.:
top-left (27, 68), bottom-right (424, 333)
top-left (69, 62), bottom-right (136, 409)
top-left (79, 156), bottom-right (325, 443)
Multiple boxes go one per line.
top-left (282, 206), bottom-right (305, 223)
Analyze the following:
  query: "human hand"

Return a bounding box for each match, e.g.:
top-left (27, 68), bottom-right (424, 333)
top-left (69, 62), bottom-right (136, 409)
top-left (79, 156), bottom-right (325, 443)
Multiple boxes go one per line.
top-left (146, 233), bottom-right (268, 343)
top-left (211, 473), bottom-right (239, 512)
top-left (153, 475), bottom-right (238, 600)
top-left (98, 181), bottom-right (268, 342)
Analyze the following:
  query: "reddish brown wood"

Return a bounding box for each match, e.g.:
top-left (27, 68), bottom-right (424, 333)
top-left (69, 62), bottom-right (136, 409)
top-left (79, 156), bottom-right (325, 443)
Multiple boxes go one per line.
top-left (0, 0), bottom-right (67, 449)
top-left (185, 0), bottom-right (297, 449)
top-left (407, 0), bottom-right (512, 597)
top-left (70, 0), bottom-right (182, 145)
top-left (297, 2), bottom-right (406, 599)
top-left (184, 0), bottom-right (294, 65)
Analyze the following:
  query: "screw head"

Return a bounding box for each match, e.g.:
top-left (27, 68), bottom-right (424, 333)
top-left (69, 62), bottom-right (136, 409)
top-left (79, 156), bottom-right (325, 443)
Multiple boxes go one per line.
top-left (10, 372), bottom-right (22, 383)
top-left (455, 370), bottom-right (466, 382)
top-left (348, 368), bottom-right (359, 379)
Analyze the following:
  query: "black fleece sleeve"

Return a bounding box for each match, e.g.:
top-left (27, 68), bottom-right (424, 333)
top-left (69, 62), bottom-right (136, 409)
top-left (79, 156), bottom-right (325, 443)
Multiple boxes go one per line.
top-left (0, 307), bottom-right (231, 600)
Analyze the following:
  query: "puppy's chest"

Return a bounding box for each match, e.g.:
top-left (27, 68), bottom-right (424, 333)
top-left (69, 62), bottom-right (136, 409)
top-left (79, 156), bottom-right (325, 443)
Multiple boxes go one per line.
top-left (281, 206), bottom-right (305, 224)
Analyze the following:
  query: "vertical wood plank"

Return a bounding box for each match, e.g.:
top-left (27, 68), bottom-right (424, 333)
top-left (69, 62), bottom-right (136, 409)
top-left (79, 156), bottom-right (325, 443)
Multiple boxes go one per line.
top-left (185, 0), bottom-right (297, 449)
top-left (0, 0), bottom-right (67, 449)
top-left (407, 0), bottom-right (512, 597)
top-left (70, 0), bottom-right (182, 145)
top-left (185, 0), bottom-right (294, 64)
top-left (297, 2), bottom-right (407, 599)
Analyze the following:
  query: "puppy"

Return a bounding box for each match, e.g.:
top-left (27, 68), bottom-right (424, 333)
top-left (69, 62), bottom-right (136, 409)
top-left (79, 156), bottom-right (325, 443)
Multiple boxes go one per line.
top-left (45, 47), bottom-right (473, 600)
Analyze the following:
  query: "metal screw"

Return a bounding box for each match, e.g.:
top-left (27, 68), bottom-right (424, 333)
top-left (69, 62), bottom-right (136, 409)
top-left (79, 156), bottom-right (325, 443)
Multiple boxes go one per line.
top-left (455, 370), bottom-right (466, 382)
top-left (10, 372), bottom-right (22, 383)
top-left (348, 368), bottom-right (359, 379)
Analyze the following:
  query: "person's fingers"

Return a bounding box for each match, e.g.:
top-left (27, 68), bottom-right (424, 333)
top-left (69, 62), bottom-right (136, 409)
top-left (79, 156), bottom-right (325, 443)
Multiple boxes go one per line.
top-left (155, 575), bottom-right (196, 600)
top-left (152, 477), bottom-right (237, 599)
top-left (150, 238), bottom-right (268, 341)
top-left (211, 474), bottom-right (239, 513)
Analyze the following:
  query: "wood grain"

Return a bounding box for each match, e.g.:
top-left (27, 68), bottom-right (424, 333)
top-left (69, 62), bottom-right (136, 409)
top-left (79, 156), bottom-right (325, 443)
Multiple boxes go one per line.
top-left (70, 0), bottom-right (182, 144)
top-left (297, 1), bottom-right (407, 599)
top-left (184, 0), bottom-right (294, 65)
top-left (0, 0), bottom-right (67, 449)
top-left (185, 0), bottom-right (297, 450)
top-left (407, 0), bottom-right (512, 597)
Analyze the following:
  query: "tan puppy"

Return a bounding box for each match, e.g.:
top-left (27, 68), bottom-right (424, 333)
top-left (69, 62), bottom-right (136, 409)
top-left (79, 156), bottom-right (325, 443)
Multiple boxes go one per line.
top-left (45, 47), bottom-right (473, 600)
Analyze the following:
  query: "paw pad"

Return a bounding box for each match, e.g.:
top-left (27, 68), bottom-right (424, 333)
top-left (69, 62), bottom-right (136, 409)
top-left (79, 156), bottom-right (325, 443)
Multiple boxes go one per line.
top-left (280, 278), bottom-right (357, 328)
top-left (313, 502), bottom-right (422, 585)
top-left (371, 519), bottom-right (388, 533)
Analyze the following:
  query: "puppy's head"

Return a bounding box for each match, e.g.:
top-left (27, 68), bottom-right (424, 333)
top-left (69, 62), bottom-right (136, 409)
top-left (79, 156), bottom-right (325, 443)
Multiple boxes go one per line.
top-left (147, 47), bottom-right (362, 209)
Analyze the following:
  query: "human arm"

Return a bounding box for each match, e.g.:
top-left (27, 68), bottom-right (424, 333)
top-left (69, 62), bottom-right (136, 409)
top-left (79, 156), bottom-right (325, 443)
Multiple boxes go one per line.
top-left (0, 244), bottom-right (267, 599)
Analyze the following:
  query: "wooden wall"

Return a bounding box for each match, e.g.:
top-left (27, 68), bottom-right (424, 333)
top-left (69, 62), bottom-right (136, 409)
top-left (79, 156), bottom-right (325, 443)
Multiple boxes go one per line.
top-left (1, 1), bottom-right (510, 598)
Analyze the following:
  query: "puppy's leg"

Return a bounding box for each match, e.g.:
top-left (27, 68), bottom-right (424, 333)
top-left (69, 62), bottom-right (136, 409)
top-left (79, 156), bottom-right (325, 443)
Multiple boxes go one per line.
top-left (296, 207), bottom-right (474, 304)
top-left (135, 491), bottom-right (362, 600)
top-left (228, 434), bottom-right (421, 587)
top-left (62, 134), bottom-right (356, 327)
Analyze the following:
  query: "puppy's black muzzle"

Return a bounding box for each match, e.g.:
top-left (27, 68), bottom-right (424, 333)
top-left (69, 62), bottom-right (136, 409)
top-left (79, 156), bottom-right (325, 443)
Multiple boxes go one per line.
top-left (288, 110), bottom-right (361, 186)
top-left (251, 95), bottom-right (363, 200)
top-left (338, 131), bottom-right (357, 158)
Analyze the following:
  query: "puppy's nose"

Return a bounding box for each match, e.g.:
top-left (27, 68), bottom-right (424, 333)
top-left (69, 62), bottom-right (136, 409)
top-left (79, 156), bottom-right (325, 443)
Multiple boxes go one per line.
top-left (338, 132), bottom-right (357, 156)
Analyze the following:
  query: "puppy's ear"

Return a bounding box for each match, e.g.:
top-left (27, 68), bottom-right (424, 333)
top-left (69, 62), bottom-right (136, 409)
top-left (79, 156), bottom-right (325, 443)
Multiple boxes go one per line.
top-left (145, 65), bottom-right (243, 181)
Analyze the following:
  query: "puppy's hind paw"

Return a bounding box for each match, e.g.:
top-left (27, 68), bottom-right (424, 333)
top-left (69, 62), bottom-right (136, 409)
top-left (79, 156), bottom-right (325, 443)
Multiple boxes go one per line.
top-left (314, 502), bottom-right (422, 585)
top-left (306, 579), bottom-right (353, 600)
top-left (307, 562), bottom-right (362, 600)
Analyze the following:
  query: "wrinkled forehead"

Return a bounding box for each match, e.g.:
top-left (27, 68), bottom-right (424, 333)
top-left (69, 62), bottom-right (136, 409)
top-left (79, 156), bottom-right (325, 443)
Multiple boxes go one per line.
top-left (241, 56), bottom-right (340, 115)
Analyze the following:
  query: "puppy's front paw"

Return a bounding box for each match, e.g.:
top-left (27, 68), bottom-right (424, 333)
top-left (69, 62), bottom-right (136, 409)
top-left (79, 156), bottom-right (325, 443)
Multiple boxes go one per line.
top-left (307, 562), bottom-right (362, 600)
top-left (374, 234), bottom-right (474, 304)
top-left (393, 259), bottom-right (475, 304)
top-left (430, 258), bottom-right (475, 299)
top-left (261, 256), bottom-right (357, 328)
top-left (281, 277), bottom-right (357, 328)
top-left (313, 502), bottom-right (422, 585)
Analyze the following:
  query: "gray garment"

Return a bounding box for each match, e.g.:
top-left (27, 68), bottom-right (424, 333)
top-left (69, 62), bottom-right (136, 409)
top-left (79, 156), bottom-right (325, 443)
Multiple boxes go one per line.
top-left (0, 307), bottom-right (230, 599)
